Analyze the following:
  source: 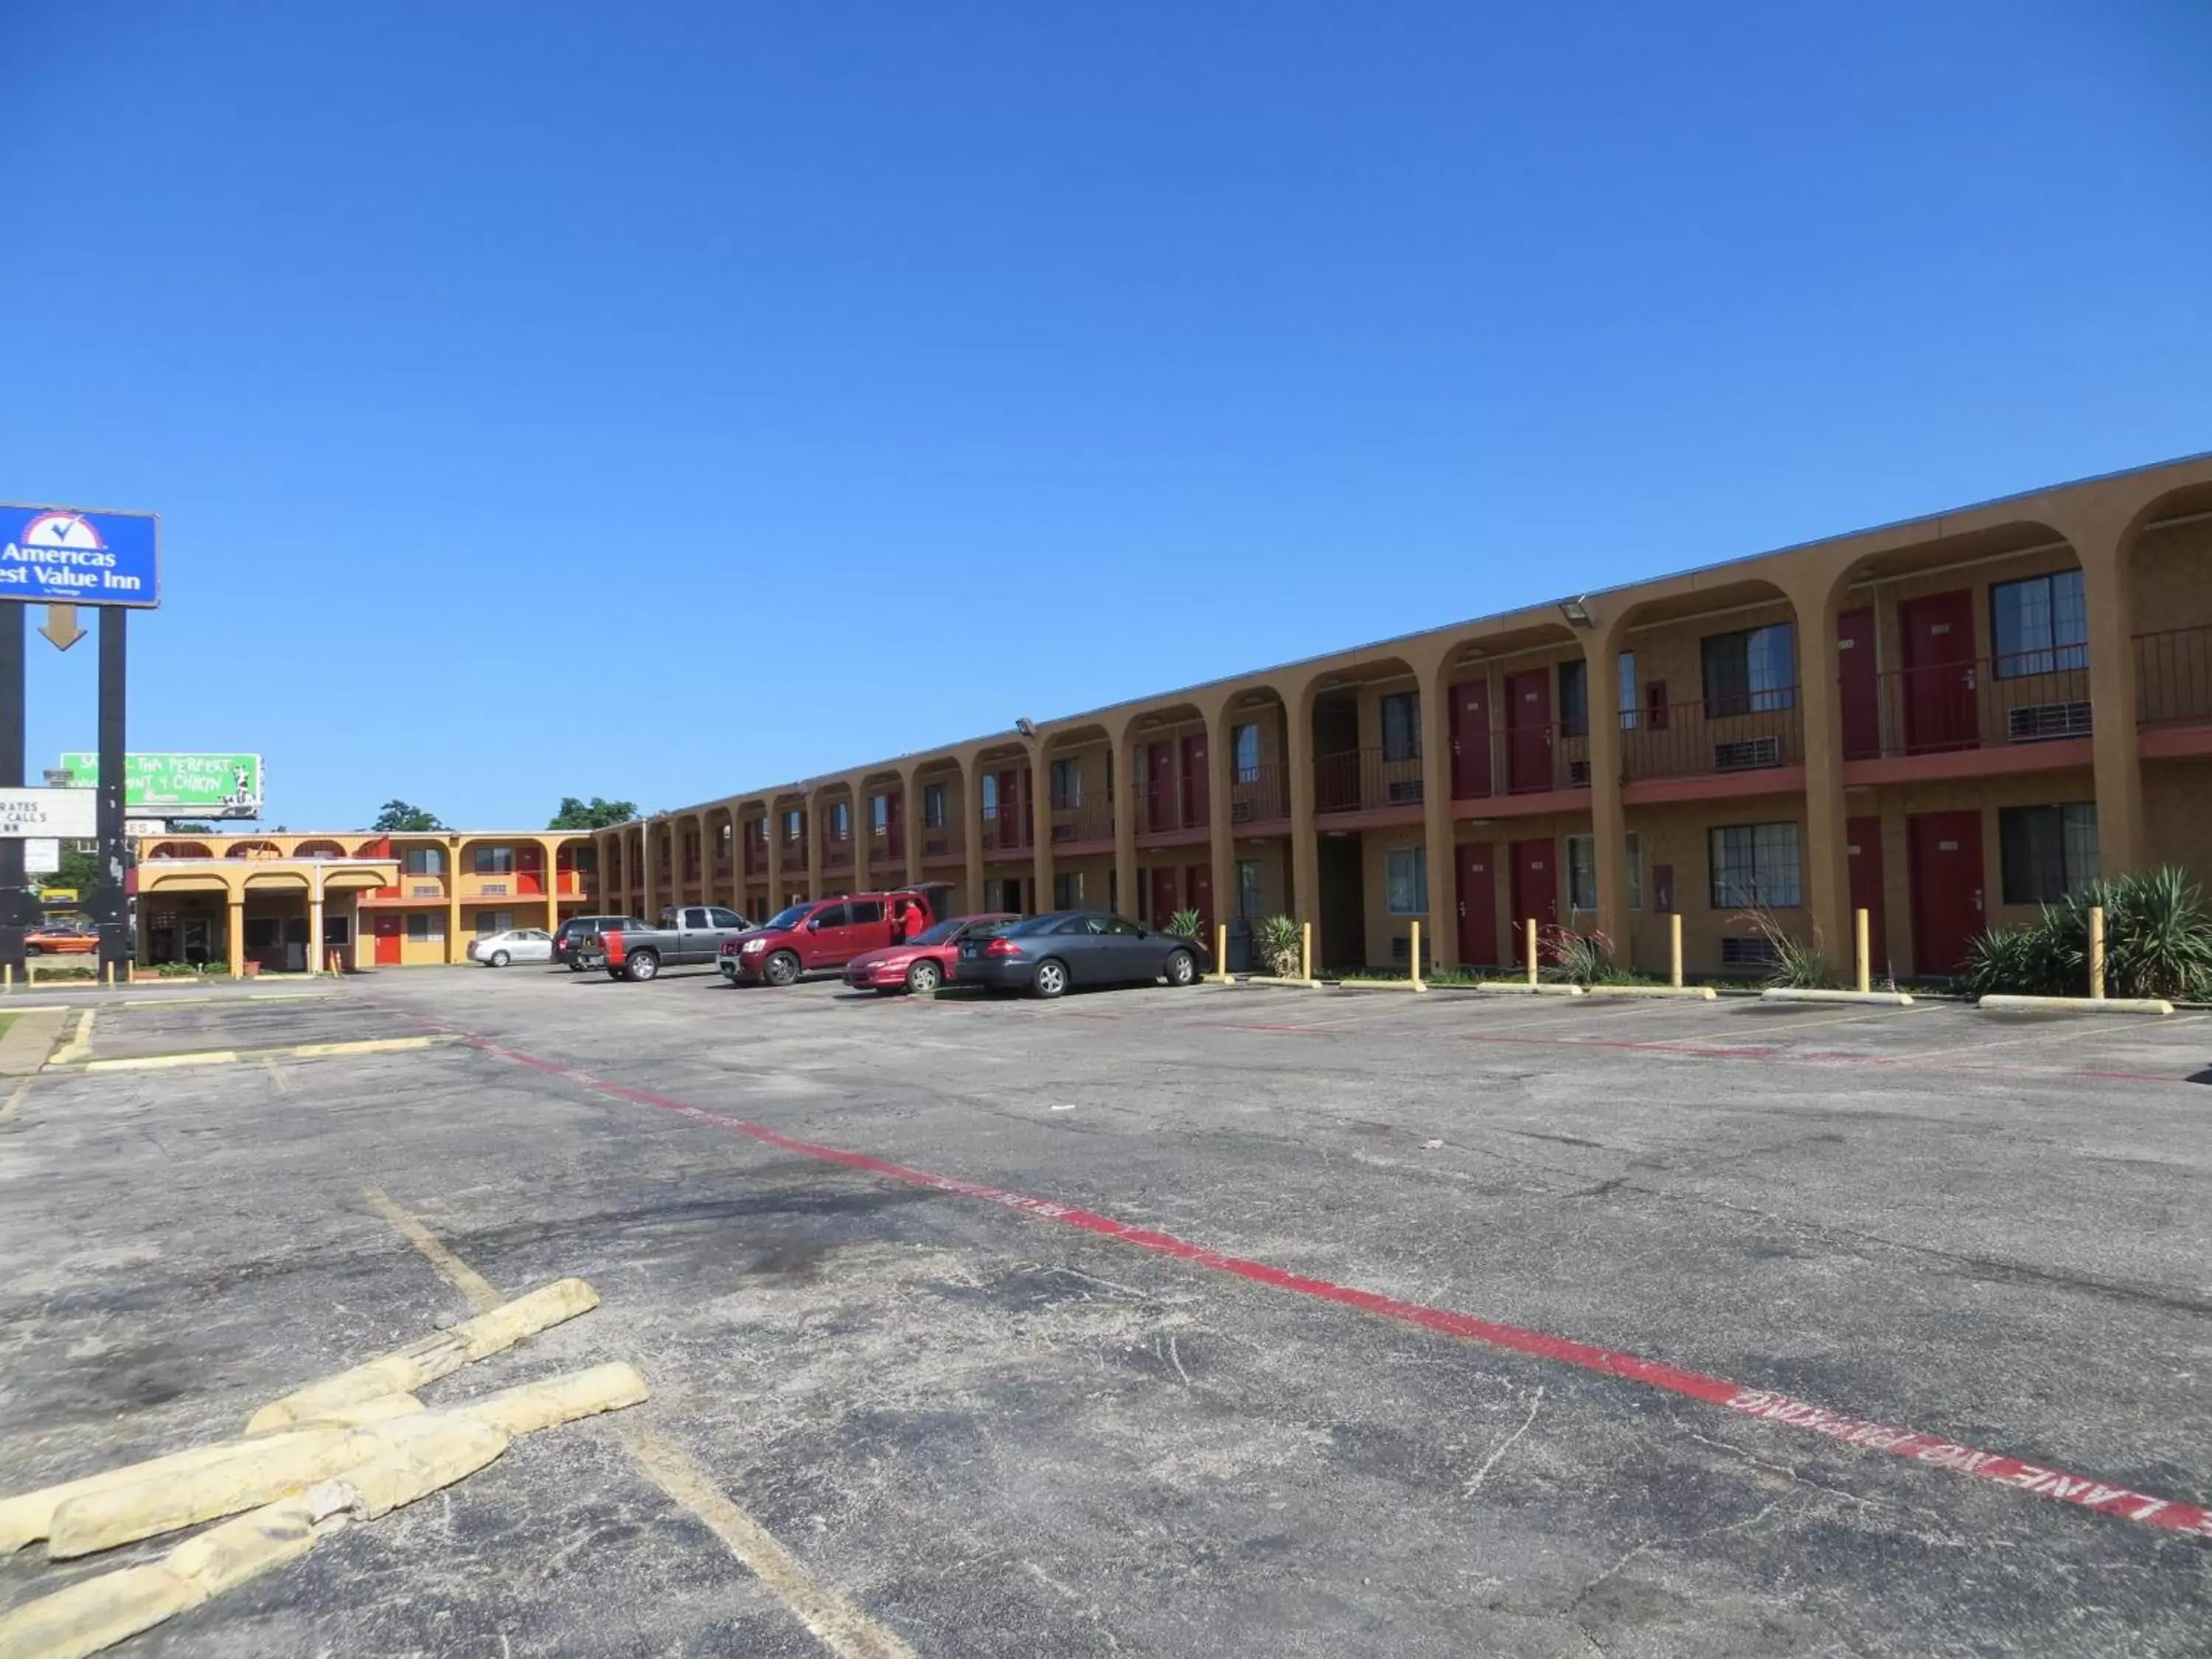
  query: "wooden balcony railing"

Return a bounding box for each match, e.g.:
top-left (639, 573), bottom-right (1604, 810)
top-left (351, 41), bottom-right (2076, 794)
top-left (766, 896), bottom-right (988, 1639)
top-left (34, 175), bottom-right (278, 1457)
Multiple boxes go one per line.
top-left (1228, 762), bottom-right (1288, 825)
top-left (1051, 796), bottom-right (1115, 844)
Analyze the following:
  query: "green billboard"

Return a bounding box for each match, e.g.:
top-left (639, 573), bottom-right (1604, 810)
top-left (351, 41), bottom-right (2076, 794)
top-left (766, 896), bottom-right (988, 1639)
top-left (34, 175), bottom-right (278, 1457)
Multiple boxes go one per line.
top-left (58, 752), bottom-right (263, 818)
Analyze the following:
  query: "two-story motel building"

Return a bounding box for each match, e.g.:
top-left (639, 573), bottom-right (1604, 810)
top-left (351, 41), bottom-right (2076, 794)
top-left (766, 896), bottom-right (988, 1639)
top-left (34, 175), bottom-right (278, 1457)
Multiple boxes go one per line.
top-left (598, 453), bottom-right (2212, 981)
top-left (132, 830), bottom-right (600, 973)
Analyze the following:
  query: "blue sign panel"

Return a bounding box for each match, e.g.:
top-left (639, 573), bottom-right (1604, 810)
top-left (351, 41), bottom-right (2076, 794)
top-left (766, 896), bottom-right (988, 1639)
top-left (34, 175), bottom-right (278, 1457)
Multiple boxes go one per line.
top-left (0, 503), bottom-right (160, 608)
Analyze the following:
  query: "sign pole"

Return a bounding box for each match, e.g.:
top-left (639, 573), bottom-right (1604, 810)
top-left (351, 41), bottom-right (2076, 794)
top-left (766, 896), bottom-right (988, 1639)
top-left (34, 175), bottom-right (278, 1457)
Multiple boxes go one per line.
top-left (0, 605), bottom-right (23, 978)
top-left (95, 608), bottom-right (128, 979)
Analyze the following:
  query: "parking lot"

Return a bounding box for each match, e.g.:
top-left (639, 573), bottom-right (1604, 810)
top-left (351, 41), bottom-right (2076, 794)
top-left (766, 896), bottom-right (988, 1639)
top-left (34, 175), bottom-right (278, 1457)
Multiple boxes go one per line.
top-left (3, 967), bottom-right (2209, 1656)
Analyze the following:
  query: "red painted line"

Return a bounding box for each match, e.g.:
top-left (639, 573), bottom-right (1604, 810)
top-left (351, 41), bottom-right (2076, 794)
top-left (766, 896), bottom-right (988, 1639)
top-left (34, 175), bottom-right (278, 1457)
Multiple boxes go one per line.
top-left (465, 1030), bottom-right (2208, 1540)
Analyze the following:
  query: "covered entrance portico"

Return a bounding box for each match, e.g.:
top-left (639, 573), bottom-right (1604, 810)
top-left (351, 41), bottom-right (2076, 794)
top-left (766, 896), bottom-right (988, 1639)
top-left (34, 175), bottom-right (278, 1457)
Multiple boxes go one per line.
top-left (136, 855), bottom-right (400, 976)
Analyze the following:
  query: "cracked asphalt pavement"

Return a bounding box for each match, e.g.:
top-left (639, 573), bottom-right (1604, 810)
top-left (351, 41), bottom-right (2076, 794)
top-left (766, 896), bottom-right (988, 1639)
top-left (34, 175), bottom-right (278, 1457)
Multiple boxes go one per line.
top-left (2, 969), bottom-right (2208, 1655)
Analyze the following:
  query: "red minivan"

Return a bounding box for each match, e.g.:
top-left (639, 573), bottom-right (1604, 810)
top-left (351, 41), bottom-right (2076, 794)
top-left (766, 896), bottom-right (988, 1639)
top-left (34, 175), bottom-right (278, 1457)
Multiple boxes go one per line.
top-left (720, 885), bottom-right (947, 987)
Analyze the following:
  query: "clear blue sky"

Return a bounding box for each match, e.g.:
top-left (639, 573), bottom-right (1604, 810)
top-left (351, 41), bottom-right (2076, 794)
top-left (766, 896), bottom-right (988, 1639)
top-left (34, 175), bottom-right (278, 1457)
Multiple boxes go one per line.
top-left (3, 2), bottom-right (2206, 830)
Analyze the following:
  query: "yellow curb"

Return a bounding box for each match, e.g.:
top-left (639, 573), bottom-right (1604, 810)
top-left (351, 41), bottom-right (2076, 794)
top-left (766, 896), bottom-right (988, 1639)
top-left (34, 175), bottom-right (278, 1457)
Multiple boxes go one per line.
top-left (52, 1363), bottom-right (641, 1559)
top-left (76, 1034), bottom-right (461, 1073)
top-left (46, 1009), bottom-right (97, 1068)
top-left (1977, 992), bottom-right (2173, 1015)
top-left (0, 1422), bottom-right (511, 1659)
top-left (0, 1427), bottom-right (347, 1558)
top-left (246, 1278), bottom-right (598, 1436)
top-left (1760, 987), bottom-right (1915, 1006)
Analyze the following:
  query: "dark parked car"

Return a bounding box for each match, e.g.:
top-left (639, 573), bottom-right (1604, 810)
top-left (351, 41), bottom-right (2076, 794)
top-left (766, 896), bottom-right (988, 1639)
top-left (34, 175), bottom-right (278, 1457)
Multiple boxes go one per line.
top-left (554, 914), bottom-right (643, 972)
top-left (588, 905), bottom-right (754, 981)
top-left (953, 911), bottom-right (1203, 998)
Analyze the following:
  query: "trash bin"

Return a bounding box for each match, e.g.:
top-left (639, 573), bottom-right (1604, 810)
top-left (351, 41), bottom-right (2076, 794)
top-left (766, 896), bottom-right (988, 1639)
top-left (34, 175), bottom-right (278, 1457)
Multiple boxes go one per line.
top-left (1226, 917), bottom-right (1254, 974)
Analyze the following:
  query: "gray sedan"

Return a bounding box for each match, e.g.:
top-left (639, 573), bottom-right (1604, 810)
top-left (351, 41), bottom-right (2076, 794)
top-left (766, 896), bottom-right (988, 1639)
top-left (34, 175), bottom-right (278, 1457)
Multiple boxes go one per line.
top-left (953, 911), bottom-right (1202, 998)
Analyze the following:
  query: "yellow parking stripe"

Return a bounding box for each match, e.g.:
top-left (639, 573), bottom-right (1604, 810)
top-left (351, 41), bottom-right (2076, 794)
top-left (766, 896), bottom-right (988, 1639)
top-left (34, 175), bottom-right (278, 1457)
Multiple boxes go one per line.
top-left (78, 1034), bottom-right (459, 1072)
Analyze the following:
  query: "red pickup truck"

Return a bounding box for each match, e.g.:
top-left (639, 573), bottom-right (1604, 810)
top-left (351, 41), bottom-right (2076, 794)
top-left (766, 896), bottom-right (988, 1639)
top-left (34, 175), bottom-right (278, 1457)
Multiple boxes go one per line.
top-left (720, 884), bottom-right (950, 987)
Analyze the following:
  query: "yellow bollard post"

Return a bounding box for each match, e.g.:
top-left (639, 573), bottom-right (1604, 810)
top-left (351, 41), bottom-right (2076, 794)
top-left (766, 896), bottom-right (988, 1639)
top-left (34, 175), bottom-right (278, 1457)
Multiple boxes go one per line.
top-left (1525, 918), bottom-right (1538, 987)
top-left (2089, 905), bottom-right (2106, 1000)
top-left (3, 962), bottom-right (11, 992)
top-left (1214, 921), bottom-right (1231, 984)
top-left (1669, 913), bottom-right (1683, 990)
top-left (1855, 908), bottom-right (1871, 995)
top-left (1409, 919), bottom-right (1424, 992)
top-left (1300, 921), bottom-right (1312, 985)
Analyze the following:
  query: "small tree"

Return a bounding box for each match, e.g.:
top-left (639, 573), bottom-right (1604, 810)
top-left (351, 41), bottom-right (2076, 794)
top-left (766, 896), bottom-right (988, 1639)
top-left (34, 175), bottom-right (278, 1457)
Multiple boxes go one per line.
top-left (373, 799), bottom-right (446, 832)
top-left (547, 796), bottom-right (638, 830)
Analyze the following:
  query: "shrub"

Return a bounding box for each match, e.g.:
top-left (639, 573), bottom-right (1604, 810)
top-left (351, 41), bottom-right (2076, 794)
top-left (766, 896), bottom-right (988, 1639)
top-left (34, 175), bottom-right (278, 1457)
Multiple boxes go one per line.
top-left (1256, 914), bottom-right (1304, 977)
top-left (1539, 925), bottom-right (1619, 986)
top-left (1964, 867), bottom-right (2212, 1000)
top-left (1734, 908), bottom-right (1836, 990)
top-left (1165, 907), bottom-right (1204, 940)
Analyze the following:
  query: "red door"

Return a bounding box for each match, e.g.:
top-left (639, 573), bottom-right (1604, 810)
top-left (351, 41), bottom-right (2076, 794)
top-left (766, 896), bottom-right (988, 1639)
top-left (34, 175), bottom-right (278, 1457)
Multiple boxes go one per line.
top-left (1147, 868), bottom-right (1178, 930)
top-left (372, 913), bottom-right (403, 965)
top-left (1838, 607), bottom-right (1879, 759)
top-left (1450, 680), bottom-right (1493, 799)
top-left (1144, 742), bottom-right (1173, 832)
top-left (1907, 810), bottom-right (1984, 976)
top-left (996, 769), bottom-right (1023, 849)
top-left (1505, 669), bottom-right (1553, 793)
top-left (1455, 841), bottom-right (1498, 964)
top-left (1183, 864), bottom-right (1212, 931)
top-left (1846, 815), bottom-right (1888, 980)
top-left (1899, 590), bottom-right (1978, 753)
top-left (1508, 838), bottom-right (1556, 963)
top-left (1179, 734), bottom-right (1208, 828)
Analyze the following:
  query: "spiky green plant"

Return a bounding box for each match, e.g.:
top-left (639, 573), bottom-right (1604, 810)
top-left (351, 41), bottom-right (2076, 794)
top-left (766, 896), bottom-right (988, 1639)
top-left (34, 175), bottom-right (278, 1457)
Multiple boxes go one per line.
top-left (1165, 906), bottom-right (1205, 940)
top-left (1734, 908), bottom-right (1837, 990)
top-left (1256, 914), bottom-right (1304, 977)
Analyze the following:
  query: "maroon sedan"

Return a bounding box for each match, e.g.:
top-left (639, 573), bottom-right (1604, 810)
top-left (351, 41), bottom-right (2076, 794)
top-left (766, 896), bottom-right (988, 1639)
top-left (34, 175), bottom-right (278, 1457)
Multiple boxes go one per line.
top-left (843, 912), bottom-right (1020, 995)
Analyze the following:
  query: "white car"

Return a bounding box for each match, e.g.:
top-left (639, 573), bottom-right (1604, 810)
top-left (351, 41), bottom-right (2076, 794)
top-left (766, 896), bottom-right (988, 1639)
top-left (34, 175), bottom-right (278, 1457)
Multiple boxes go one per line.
top-left (468, 928), bottom-right (554, 967)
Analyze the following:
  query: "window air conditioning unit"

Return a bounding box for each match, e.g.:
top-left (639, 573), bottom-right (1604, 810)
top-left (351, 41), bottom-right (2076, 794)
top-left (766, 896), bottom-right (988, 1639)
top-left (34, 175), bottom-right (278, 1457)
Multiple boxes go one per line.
top-left (1720, 936), bottom-right (1780, 968)
top-left (1566, 759), bottom-right (1591, 786)
top-left (1388, 779), bottom-right (1425, 804)
top-left (1231, 799), bottom-right (1255, 824)
top-left (2007, 701), bottom-right (2092, 742)
top-left (1714, 737), bottom-right (1781, 771)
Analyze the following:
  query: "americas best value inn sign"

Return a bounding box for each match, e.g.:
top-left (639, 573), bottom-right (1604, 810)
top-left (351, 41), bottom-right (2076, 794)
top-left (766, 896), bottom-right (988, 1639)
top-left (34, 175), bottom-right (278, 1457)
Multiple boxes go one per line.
top-left (0, 504), bottom-right (160, 606)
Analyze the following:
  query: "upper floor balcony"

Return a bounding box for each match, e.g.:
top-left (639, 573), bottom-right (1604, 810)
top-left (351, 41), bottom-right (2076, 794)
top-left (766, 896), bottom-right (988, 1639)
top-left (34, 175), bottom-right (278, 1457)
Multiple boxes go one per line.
top-left (1847, 650), bottom-right (2091, 763)
top-left (980, 804), bottom-right (1031, 854)
top-left (1228, 762), bottom-right (1288, 827)
top-left (1050, 795), bottom-right (1115, 846)
top-left (1621, 689), bottom-right (1805, 784)
top-left (1315, 748), bottom-right (1424, 815)
top-left (919, 816), bottom-right (963, 860)
top-left (2137, 625), bottom-right (2212, 731)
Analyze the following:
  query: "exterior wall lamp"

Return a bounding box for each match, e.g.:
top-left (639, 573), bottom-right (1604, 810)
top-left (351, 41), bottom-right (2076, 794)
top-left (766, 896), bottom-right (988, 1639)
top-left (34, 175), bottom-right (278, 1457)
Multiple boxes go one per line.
top-left (1558, 596), bottom-right (1596, 628)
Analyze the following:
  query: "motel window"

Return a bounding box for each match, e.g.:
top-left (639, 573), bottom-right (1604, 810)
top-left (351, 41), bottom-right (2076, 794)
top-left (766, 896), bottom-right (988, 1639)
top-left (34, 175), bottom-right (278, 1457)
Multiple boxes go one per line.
top-left (1992, 571), bottom-right (2087, 678)
top-left (1050, 758), bottom-right (1082, 810)
top-left (829, 801), bottom-right (850, 839)
top-left (783, 809), bottom-right (803, 843)
top-left (1558, 660), bottom-right (1588, 738)
top-left (1999, 804), bottom-right (2099, 904)
top-left (323, 915), bottom-right (352, 946)
top-left (406, 913), bottom-right (442, 941)
top-left (1385, 846), bottom-right (1427, 916)
top-left (923, 783), bottom-right (947, 829)
top-left (1617, 653), bottom-right (1637, 730)
top-left (981, 774), bottom-right (1000, 817)
top-left (475, 911), bottom-right (515, 938)
top-left (872, 795), bottom-right (889, 835)
top-left (402, 847), bottom-right (445, 876)
top-left (1702, 624), bottom-right (1798, 717)
top-left (1564, 835), bottom-right (1597, 913)
top-left (1053, 871), bottom-right (1084, 910)
top-left (1232, 723), bottom-right (1261, 783)
top-left (1237, 858), bottom-right (1265, 921)
top-left (1381, 692), bottom-right (1421, 762)
top-left (1708, 822), bottom-right (1802, 909)
top-left (473, 846), bottom-right (514, 874)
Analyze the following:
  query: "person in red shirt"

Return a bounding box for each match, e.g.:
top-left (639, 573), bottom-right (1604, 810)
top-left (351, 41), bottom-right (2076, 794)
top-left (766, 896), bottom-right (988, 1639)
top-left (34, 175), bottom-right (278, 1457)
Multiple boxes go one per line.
top-left (897, 898), bottom-right (928, 942)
